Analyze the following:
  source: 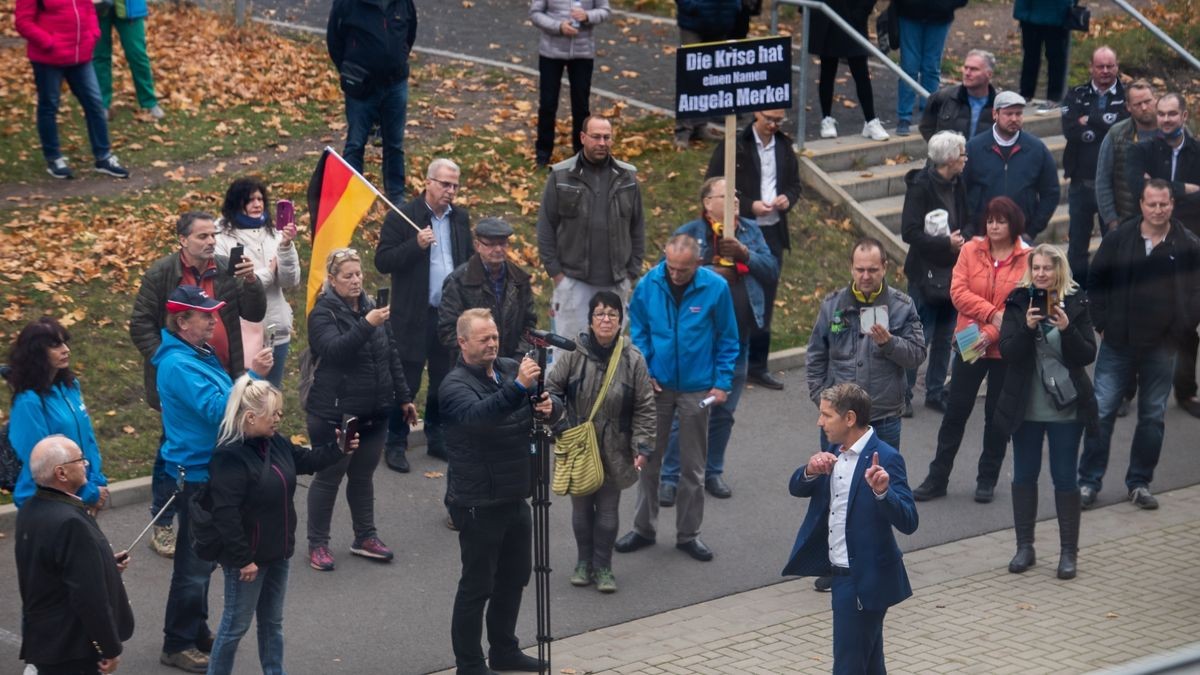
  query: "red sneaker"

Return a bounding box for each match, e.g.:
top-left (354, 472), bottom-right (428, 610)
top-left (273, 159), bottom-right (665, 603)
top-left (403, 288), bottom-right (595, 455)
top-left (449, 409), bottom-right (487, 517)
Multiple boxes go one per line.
top-left (350, 536), bottom-right (394, 561)
top-left (309, 545), bottom-right (335, 571)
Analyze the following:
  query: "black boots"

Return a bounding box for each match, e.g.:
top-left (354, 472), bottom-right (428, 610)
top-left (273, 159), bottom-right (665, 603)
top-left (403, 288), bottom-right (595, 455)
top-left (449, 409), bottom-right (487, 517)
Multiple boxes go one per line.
top-left (1008, 483), bottom-right (1038, 573)
top-left (1055, 490), bottom-right (1081, 580)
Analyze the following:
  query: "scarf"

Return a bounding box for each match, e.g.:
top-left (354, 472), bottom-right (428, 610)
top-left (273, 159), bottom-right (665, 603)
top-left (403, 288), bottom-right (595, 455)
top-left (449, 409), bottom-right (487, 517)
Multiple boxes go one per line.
top-left (234, 213), bottom-right (268, 229)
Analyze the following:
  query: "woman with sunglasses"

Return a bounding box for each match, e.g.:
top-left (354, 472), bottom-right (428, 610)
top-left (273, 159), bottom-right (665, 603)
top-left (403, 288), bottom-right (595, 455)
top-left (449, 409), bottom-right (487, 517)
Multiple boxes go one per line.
top-left (6, 317), bottom-right (109, 510)
top-left (305, 248), bottom-right (417, 571)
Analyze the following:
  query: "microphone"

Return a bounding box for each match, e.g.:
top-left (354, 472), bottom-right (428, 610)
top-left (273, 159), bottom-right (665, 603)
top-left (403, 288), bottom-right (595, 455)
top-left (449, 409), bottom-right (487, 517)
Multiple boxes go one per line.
top-left (528, 329), bottom-right (577, 351)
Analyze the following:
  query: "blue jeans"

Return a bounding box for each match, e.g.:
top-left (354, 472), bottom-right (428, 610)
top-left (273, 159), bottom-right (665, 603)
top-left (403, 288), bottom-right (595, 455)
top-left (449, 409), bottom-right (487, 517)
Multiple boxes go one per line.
top-left (265, 341), bottom-right (290, 390)
top-left (1011, 420), bottom-right (1082, 491)
top-left (661, 343), bottom-right (748, 484)
top-left (820, 416), bottom-right (901, 453)
top-left (207, 559), bottom-right (290, 675)
top-left (163, 481), bottom-right (217, 653)
top-left (1067, 180), bottom-right (1109, 289)
top-left (1078, 341), bottom-right (1175, 493)
top-left (32, 61), bottom-right (111, 163)
top-left (343, 80), bottom-right (408, 205)
top-left (896, 17), bottom-right (950, 122)
top-left (906, 282), bottom-right (956, 406)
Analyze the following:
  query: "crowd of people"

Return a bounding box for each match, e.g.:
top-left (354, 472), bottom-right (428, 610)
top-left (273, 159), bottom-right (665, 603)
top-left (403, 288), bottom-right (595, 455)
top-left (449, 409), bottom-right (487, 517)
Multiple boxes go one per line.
top-left (7, 1), bottom-right (1200, 674)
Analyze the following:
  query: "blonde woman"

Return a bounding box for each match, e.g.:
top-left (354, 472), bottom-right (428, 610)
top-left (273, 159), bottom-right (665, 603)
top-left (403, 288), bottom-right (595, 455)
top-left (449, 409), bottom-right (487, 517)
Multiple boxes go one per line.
top-left (206, 377), bottom-right (356, 673)
top-left (995, 244), bottom-right (1097, 580)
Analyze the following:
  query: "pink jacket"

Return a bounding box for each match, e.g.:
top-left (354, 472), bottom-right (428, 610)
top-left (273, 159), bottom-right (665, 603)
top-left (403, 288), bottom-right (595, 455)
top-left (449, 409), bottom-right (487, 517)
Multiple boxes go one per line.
top-left (14, 0), bottom-right (99, 67)
top-left (950, 236), bottom-right (1032, 360)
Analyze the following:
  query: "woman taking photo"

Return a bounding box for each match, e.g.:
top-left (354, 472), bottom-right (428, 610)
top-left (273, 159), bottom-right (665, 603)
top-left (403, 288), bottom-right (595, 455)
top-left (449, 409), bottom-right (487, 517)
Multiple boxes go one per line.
top-left (206, 377), bottom-right (358, 673)
top-left (6, 317), bottom-right (109, 510)
top-left (995, 244), bottom-right (1096, 580)
top-left (214, 177), bottom-right (301, 388)
top-left (305, 248), bottom-right (417, 571)
top-left (913, 196), bottom-right (1031, 503)
top-left (546, 291), bottom-right (655, 593)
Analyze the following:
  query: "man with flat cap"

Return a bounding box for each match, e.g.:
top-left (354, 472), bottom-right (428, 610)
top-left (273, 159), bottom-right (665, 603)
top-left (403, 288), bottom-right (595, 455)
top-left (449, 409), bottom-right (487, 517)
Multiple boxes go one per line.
top-left (438, 217), bottom-right (539, 361)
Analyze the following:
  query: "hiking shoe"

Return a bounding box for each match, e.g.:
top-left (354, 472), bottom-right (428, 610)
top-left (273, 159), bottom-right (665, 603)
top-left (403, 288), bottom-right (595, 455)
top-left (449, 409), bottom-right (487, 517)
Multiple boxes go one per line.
top-left (160, 648), bottom-right (208, 672)
top-left (149, 524), bottom-right (176, 558)
top-left (1080, 485), bottom-right (1098, 510)
top-left (147, 104), bottom-right (166, 120)
top-left (351, 536), bottom-right (395, 561)
top-left (862, 118), bottom-right (890, 141)
top-left (1129, 486), bottom-right (1159, 510)
top-left (309, 545), bottom-right (336, 571)
top-left (813, 575), bottom-right (833, 592)
top-left (569, 561), bottom-right (592, 587)
top-left (912, 479), bottom-right (947, 502)
top-left (94, 154), bottom-right (130, 179)
top-left (594, 567), bottom-right (617, 593)
top-left (47, 157), bottom-right (74, 179)
top-left (820, 116), bottom-right (838, 139)
top-left (896, 119), bottom-right (911, 136)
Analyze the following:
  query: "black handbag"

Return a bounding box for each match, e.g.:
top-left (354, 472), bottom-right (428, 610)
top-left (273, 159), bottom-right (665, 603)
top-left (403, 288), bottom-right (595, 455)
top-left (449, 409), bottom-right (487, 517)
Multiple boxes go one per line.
top-left (338, 61), bottom-right (372, 99)
top-left (1034, 332), bottom-right (1078, 410)
top-left (1066, 3), bottom-right (1090, 32)
top-left (876, 3), bottom-right (899, 53)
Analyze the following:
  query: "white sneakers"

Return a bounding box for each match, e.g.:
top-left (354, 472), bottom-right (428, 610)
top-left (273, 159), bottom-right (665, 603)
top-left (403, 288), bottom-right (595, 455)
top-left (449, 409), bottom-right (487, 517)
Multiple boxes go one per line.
top-left (862, 118), bottom-right (890, 141)
top-left (820, 116), bottom-right (838, 138)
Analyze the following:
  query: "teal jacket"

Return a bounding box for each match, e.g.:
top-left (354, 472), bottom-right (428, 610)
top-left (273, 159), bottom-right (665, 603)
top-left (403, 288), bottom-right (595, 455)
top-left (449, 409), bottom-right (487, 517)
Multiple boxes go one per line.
top-left (8, 379), bottom-right (108, 507)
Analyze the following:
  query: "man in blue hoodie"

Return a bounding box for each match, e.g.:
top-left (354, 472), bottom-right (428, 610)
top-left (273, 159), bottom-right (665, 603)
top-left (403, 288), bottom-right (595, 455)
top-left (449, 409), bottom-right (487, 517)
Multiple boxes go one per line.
top-left (615, 234), bottom-right (739, 562)
top-left (154, 285), bottom-right (272, 673)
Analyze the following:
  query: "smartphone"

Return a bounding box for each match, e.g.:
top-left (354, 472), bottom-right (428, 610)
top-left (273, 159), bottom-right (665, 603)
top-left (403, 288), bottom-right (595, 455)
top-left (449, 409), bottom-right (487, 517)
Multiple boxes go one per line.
top-left (264, 323), bottom-right (278, 349)
top-left (227, 245), bottom-right (244, 276)
top-left (275, 199), bottom-right (294, 231)
top-left (859, 305), bottom-right (890, 334)
top-left (1031, 288), bottom-right (1049, 316)
top-left (376, 287), bottom-right (390, 309)
top-left (340, 416), bottom-right (359, 453)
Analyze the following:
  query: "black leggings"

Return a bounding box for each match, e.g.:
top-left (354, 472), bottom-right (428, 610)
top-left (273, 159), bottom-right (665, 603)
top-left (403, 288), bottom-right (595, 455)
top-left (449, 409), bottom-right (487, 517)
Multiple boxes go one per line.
top-left (819, 55), bottom-right (875, 120)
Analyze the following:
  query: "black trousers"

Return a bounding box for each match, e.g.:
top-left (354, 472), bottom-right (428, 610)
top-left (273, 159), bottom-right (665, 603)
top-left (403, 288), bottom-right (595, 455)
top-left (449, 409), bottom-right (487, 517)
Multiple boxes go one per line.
top-left (450, 500), bottom-right (532, 672)
top-left (536, 56), bottom-right (593, 165)
top-left (925, 357), bottom-right (1010, 488)
top-left (1018, 22), bottom-right (1070, 103)
top-left (389, 307), bottom-right (453, 442)
top-left (34, 658), bottom-right (101, 675)
top-left (1174, 328), bottom-right (1199, 401)
top-left (749, 224), bottom-right (785, 372)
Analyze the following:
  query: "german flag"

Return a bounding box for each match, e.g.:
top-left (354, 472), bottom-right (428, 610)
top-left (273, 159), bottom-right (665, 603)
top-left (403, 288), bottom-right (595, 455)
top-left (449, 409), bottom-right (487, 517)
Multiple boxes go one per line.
top-left (304, 147), bottom-right (378, 314)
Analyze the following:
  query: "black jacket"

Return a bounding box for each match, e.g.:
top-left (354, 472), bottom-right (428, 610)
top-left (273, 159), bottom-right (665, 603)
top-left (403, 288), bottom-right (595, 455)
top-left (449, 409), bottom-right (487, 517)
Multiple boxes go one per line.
top-left (305, 290), bottom-right (411, 422)
top-left (705, 122), bottom-right (802, 251)
top-left (326, 0), bottom-right (417, 86)
top-left (994, 288), bottom-right (1099, 437)
top-left (919, 84), bottom-right (996, 141)
top-left (1127, 133), bottom-right (1200, 230)
top-left (900, 165), bottom-right (971, 304)
top-left (375, 194), bottom-right (473, 362)
top-left (895, 0), bottom-right (966, 23)
top-left (15, 487), bottom-right (135, 665)
top-left (208, 434), bottom-right (345, 569)
top-left (1061, 80), bottom-right (1128, 181)
top-left (439, 357), bottom-right (562, 508)
top-left (1088, 217), bottom-right (1200, 348)
top-left (438, 255), bottom-right (538, 360)
top-left (807, 0), bottom-right (875, 58)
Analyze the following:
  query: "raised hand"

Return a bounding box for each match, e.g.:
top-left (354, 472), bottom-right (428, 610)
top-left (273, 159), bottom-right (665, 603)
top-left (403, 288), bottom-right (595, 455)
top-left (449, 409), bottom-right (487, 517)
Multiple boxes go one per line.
top-left (864, 452), bottom-right (890, 495)
top-left (805, 451), bottom-right (838, 477)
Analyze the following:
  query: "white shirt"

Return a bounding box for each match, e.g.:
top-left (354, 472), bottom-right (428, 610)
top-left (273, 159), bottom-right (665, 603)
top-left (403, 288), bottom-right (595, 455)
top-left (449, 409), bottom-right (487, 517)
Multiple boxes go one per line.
top-left (752, 127), bottom-right (779, 226)
top-left (827, 427), bottom-right (875, 568)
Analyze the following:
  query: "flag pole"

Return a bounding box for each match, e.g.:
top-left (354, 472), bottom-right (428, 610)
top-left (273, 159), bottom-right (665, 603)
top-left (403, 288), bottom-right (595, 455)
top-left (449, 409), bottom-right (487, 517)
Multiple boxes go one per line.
top-left (323, 146), bottom-right (423, 234)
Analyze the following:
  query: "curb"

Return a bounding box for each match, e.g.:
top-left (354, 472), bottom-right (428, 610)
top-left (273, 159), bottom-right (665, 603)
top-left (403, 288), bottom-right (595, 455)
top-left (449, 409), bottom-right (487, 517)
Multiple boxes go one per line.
top-left (0, 347), bottom-right (808, 530)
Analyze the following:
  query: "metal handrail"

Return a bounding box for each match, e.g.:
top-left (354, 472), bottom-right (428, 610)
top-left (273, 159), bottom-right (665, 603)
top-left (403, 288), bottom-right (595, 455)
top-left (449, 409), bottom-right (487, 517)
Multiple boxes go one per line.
top-left (769, 0), bottom-right (929, 146)
top-left (1110, 0), bottom-right (1200, 72)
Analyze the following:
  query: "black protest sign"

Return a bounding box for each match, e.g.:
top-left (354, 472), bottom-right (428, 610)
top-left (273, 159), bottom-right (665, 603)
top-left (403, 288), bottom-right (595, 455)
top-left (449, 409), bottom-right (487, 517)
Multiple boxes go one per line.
top-left (675, 36), bottom-right (792, 119)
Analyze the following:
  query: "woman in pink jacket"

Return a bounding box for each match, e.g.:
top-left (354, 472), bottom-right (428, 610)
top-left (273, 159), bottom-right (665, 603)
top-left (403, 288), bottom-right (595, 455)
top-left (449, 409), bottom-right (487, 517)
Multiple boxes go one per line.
top-left (14, 0), bottom-right (128, 180)
top-left (913, 196), bottom-right (1032, 503)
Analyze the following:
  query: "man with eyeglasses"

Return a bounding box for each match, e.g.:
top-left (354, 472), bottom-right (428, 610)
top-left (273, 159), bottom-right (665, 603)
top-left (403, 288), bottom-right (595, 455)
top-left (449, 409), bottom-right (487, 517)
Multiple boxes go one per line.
top-left (537, 116), bottom-right (645, 350)
top-left (16, 435), bottom-right (134, 675)
top-left (376, 158), bottom-right (473, 470)
top-left (1060, 46), bottom-right (1127, 288)
top-left (705, 109), bottom-right (801, 391)
top-left (439, 218), bottom-right (538, 364)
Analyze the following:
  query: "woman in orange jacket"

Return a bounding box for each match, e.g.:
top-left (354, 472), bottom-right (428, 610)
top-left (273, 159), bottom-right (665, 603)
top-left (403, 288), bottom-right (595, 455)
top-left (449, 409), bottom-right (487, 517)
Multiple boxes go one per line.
top-left (913, 196), bottom-right (1032, 503)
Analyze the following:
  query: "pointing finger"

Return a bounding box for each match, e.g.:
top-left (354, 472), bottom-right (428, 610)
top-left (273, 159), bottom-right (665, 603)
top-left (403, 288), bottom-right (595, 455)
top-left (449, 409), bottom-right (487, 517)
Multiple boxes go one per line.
top-left (872, 452), bottom-right (879, 467)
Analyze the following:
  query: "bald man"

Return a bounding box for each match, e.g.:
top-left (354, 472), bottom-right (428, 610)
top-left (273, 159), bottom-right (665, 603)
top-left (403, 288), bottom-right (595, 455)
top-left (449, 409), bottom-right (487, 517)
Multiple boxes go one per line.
top-left (15, 436), bottom-right (134, 674)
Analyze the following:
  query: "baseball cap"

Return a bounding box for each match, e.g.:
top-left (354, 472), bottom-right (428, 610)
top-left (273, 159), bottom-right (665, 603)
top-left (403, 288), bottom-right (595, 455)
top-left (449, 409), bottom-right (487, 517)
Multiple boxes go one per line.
top-left (166, 285), bottom-right (226, 313)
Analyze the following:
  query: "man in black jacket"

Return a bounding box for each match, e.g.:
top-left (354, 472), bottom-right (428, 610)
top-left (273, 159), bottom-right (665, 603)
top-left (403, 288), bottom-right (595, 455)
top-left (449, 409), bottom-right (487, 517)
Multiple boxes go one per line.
top-left (705, 109), bottom-right (801, 390)
top-left (919, 49), bottom-right (997, 141)
top-left (16, 436), bottom-right (134, 675)
top-left (376, 157), bottom-right (473, 470)
top-left (1079, 180), bottom-right (1200, 510)
top-left (327, 0), bottom-right (417, 205)
top-left (440, 308), bottom-right (561, 675)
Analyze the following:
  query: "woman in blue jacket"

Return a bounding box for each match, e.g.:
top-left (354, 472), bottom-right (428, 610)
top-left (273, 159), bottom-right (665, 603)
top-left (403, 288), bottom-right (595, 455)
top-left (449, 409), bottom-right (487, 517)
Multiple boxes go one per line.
top-left (6, 317), bottom-right (108, 509)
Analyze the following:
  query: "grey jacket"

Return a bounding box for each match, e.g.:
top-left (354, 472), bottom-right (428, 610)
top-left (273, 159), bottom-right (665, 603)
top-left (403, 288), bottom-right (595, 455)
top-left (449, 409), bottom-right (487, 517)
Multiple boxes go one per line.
top-left (545, 333), bottom-right (656, 490)
top-left (805, 285), bottom-right (927, 420)
top-left (537, 154), bottom-right (645, 284)
top-left (530, 0), bottom-right (610, 60)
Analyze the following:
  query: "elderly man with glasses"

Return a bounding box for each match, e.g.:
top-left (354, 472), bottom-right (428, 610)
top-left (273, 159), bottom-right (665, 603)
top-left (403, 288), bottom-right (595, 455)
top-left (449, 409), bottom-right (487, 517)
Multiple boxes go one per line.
top-left (705, 108), bottom-right (801, 391)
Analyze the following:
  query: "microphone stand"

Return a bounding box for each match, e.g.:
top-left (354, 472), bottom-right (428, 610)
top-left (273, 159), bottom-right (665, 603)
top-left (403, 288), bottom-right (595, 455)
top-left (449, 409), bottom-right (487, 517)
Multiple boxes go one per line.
top-left (524, 333), bottom-right (554, 675)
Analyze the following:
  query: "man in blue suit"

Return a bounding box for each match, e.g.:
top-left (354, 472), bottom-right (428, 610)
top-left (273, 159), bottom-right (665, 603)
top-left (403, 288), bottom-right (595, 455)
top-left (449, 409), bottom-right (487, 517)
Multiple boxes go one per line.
top-left (783, 383), bottom-right (919, 674)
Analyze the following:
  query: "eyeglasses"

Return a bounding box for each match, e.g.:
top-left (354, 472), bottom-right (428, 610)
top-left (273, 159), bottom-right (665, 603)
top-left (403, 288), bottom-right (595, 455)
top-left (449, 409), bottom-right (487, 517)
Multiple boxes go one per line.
top-left (58, 456), bottom-right (89, 468)
top-left (476, 238), bottom-right (509, 249)
top-left (584, 133), bottom-right (613, 142)
top-left (760, 115), bottom-right (787, 127)
top-left (429, 178), bottom-right (460, 191)
top-left (330, 248), bottom-right (360, 261)
top-left (592, 311), bottom-right (621, 322)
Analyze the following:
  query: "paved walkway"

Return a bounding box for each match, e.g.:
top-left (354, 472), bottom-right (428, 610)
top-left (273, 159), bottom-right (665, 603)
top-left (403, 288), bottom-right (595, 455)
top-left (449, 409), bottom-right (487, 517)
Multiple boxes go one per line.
top-left (436, 485), bottom-right (1200, 674)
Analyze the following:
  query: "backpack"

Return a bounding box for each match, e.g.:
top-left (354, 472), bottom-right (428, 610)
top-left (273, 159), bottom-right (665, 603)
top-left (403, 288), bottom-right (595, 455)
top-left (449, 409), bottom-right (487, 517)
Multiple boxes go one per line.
top-left (188, 448), bottom-right (273, 562)
top-left (0, 423), bottom-right (21, 493)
